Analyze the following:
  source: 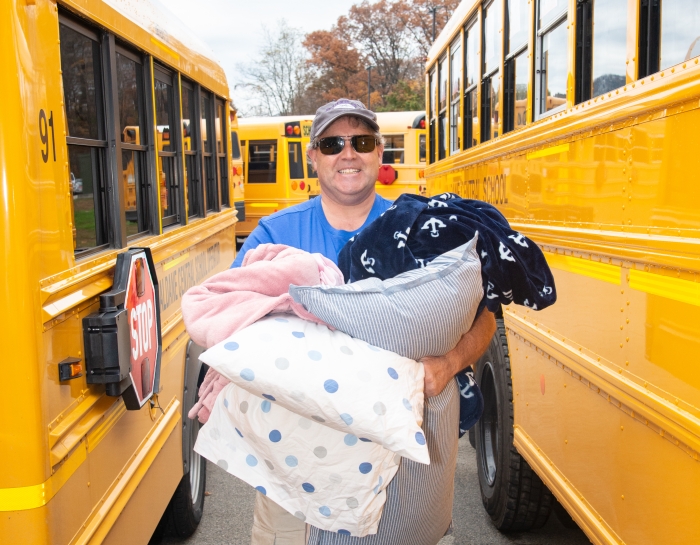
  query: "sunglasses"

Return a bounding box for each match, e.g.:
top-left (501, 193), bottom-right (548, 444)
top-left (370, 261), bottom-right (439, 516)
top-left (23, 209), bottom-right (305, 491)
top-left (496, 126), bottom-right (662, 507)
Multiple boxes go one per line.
top-left (315, 135), bottom-right (378, 155)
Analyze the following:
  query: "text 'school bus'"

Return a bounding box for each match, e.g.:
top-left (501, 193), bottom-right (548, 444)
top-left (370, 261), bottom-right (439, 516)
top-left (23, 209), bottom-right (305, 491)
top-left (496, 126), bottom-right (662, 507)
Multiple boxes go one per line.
top-left (425, 1), bottom-right (700, 544)
top-left (235, 116), bottom-right (317, 243)
top-left (0, 0), bottom-right (238, 543)
top-left (373, 111), bottom-right (428, 201)
top-left (230, 107), bottom-right (245, 224)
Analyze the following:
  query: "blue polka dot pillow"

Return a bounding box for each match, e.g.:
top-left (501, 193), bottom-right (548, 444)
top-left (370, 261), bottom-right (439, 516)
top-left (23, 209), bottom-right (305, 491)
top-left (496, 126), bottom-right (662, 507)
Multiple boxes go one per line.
top-left (198, 314), bottom-right (429, 464)
top-left (195, 382), bottom-right (401, 536)
top-left (288, 238), bottom-right (483, 362)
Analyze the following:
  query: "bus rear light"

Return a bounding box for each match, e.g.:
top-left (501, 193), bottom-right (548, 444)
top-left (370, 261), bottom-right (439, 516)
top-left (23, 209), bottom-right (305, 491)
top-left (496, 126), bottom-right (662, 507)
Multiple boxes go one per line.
top-left (285, 122), bottom-right (301, 137)
top-left (286, 125), bottom-right (293, 135)
top-left (419, 119), bottom-right (425, 129)
top-left (292, 181), bottom-right (298, 190)
top-left (59, 357), bottom-right (83, 381)
top-left (418, 169), bottom-right (425, 178)
top-left (299, 181), bottom-right (306, 190)
top-left (294, 126), bottom-right (300, 135)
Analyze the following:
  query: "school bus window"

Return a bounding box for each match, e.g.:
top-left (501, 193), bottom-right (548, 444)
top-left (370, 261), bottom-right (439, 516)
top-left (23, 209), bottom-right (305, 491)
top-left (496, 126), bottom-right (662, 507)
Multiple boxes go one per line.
top-left (449, 37), bottom-right (461, 154)
top-left (535, 0), bottom-right (568, 118)
top-left (419, 134), bottom-right (426, 163)
top-left (482, 0), bottom-right (502, 142)
top-left (288, 142), bottom-right (304, 179)
top-left (438, 56), bottom-right (448, 159)
top-left (575, 0), bottom-right (627, 104)
top-left (155, 67), bottom-right (180, 227)
top-left (383, 135), bottom-right (405, 164)
top-left (216, 99), bottom-right (229, 207)
top-left (231, 130), bottom-right (241, 160)
top-left (506, 0), bottom-right (529, 54)
top-left (59, 19), bottom-right (109, 254)
top-left (463, 17), bottom-right (479, 149)
top-left (116, 48), bottom-right (150, 238)
top-left (182, 80), bottom-right (201, 218)
top-left (504, 0), bottom-right (529, 134)
top-left (428, 68), bottom-right (437, 163)
top-left (248, 140), bottom-right (277, 183)
top-left (201, 91), bottom-right (218, 211)
top-left (660, 0), bottom-right (700, 71)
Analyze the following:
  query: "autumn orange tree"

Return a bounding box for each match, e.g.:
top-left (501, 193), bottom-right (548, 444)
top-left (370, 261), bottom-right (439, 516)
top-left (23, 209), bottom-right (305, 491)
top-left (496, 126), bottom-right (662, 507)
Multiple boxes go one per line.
top-left (303, 0), bottom-right (460, 112)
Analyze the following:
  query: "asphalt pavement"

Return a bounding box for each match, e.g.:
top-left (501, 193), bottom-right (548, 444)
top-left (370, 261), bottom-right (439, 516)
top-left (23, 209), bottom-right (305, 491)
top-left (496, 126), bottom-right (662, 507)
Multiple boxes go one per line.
top-left (158, 436), bottom-right (591, 545)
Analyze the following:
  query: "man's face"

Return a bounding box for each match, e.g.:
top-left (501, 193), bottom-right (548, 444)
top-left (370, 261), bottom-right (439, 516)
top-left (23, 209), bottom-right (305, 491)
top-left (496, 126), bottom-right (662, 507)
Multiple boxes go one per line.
top-left (307, 116), bottom-right (383, 206)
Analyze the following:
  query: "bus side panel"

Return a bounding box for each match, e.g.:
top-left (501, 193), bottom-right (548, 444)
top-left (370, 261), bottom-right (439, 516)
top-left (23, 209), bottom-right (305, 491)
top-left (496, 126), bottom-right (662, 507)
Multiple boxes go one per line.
top-left (101, 424), bottom-right (181, 545)
top-left (508, 316), bottom-right (700, 544)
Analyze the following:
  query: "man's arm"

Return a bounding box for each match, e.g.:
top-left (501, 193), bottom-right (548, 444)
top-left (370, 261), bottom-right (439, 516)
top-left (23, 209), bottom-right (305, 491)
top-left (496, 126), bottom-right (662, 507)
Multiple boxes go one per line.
top-left (422, 309), bottom-right (497, 398)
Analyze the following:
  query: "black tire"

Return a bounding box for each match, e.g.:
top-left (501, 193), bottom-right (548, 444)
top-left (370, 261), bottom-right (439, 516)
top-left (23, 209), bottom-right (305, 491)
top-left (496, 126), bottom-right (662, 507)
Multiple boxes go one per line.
top-left (156, 343), bottom-right (208, 539)
top-left (474, 318), bottom-right (553, 532)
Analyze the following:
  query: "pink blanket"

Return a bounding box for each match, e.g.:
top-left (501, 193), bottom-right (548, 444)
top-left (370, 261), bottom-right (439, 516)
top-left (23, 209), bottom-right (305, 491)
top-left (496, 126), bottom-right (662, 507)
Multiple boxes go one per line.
top-left (182, 243), bottom-right (344, 423)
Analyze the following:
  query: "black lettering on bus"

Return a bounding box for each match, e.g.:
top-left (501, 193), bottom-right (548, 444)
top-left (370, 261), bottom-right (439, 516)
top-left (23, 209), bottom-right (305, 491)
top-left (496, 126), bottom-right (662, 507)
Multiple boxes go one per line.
top-left (39, 109), bottom-right (56, 163)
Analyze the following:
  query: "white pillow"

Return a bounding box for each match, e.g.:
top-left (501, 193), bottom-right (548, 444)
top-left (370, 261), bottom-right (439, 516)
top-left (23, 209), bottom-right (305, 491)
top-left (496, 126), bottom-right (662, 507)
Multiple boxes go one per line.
top-left (198, 314), bottom-right (429, 464)
top-left (195, 383), bottom-right (400, 536)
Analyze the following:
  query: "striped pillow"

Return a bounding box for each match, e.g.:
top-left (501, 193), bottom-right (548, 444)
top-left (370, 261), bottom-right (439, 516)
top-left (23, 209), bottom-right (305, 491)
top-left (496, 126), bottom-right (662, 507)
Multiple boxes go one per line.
top-left (289, 236), bottom-right (483, 361)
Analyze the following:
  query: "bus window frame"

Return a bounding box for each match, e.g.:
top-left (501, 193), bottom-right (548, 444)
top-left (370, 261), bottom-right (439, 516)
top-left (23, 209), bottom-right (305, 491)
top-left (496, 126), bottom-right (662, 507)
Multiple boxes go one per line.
top-left (534, 2), bottom-right (568, 120)
top-left (247, 139), bottom-right (278, 184)
top-left (216, 98), bottom-right (229, 208)
top-left (481, 0), bottom-right (502, 143)
top-left (200, 89), bottom-right (220, 213)
top-left (181, 78), bottom-right (202, 219)
top-left (449, 35), bottom-right (462, 155)
top-left (463, 14), bottom-right (480, 150)
top-left (154, 64), bottom-right (184, 229)
top-left (428, 67), bottom-right (437, 163)
top-left (504, 0), bottom-right (530, 134)
top-left (114, 43), bottom-right (152, 241)
top-left (60, 13), bottom-right (113, 256)
top-left (438, 55), bottom-right (448, 160)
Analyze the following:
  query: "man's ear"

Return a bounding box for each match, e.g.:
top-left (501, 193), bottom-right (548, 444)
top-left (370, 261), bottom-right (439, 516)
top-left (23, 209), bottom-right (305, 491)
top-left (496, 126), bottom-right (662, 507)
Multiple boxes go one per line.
top-left (307, 148), bottom-right (317, 170)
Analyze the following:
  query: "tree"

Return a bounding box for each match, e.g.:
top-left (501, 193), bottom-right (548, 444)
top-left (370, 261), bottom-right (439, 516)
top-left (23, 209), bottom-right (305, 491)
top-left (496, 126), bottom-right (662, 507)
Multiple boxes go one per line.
top-left (405, 0), bottom-right (462, 59)
top-left (236, 20), bottom-right (311, 116)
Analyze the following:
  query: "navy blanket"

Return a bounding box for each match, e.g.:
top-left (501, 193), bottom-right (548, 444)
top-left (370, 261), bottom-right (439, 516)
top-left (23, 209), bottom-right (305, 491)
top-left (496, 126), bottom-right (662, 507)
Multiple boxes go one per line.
top-left (339, 192), bottom-right (557, 435)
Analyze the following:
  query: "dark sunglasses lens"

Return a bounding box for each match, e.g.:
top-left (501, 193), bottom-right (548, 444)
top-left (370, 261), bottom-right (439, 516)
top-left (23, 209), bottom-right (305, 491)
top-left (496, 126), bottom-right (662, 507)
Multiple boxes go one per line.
top-left (352, 136), bottom-right (376, 153)
top-left (319, 137), bottom-right (344, 155)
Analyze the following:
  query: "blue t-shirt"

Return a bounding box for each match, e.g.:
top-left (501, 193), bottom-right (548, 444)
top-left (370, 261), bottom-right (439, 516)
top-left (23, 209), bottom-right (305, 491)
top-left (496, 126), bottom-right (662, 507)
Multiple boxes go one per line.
top-left (232, 194), bottom-right (393, 267)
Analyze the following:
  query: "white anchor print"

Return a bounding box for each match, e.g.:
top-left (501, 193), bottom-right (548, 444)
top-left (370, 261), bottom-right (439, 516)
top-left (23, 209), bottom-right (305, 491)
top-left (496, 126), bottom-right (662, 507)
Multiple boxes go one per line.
top-left (421, 217), bottom-right (447, 237)
top-left (541, 286), bottom-right (553, 296)
top-left (415, 258), bottom-right (426, 268)
top-left (481, 250), bottom-right (488, 259)
top-left (498, 242), bottom-right (516, 262)
top-left (508, 233), bottom-right (529, 247)
top-left (502, 289), bottom-right (513, 300)
top-left (393, 227), bottom-right (410, 248)
top-left (486, 281), bottom-right (499, 299)
top-left (361, 250), bottom-right (375, 273)
top-left (428, 199), bottom-right (448, 208)
top-left (449, 215), bottom-right (457, 220)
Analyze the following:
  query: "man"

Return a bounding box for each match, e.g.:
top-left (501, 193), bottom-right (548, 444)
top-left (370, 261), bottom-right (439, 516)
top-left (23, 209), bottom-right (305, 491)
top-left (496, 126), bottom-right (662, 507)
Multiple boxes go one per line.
top-left (233, 99), bottom-right (496, 545)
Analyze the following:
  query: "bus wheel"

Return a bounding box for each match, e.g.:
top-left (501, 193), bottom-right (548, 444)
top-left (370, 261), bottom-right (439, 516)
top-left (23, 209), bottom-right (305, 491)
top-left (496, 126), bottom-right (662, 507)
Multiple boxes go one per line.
top-left (474, 318), bottom-right (552, 532)
top-left (161, 343), bottom-right (208, 538)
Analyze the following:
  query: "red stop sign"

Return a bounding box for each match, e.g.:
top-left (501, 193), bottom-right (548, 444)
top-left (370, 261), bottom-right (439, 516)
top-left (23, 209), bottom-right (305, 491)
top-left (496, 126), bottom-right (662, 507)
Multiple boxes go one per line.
top-left (125, 253), bottom-right (158, 405)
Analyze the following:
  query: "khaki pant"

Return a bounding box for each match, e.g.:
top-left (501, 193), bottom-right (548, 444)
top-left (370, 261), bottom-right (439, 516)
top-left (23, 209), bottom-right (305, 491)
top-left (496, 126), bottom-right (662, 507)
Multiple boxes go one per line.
top-left (251, 492), bottom-right (307, 545)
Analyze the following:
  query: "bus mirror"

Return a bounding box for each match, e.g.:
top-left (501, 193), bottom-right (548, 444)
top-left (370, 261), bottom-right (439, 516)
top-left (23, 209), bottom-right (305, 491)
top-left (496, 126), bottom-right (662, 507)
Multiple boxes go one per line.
top-left (83, 248), bottom-right (162, 410)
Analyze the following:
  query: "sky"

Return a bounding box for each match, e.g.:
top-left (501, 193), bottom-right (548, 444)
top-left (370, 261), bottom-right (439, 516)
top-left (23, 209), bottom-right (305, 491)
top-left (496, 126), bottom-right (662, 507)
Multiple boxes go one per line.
top-left (165, 0), bottom-right (360, 114)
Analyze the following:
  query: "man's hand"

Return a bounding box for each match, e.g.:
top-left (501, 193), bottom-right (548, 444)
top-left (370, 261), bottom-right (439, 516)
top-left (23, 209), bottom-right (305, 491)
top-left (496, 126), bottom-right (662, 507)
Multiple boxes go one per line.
top-left (421, 310), bottom-right (497, 398)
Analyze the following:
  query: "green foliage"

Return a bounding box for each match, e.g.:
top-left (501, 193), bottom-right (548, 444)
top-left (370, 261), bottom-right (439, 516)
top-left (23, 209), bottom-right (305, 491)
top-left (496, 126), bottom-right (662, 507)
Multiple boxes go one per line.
top-left (376, 80), bottom-right (425, 112)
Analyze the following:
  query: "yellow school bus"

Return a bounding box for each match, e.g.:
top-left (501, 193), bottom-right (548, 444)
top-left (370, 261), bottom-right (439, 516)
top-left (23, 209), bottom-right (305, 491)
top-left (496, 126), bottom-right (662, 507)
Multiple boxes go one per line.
top-left (426, 1), bottom-right (700, 544)
top-left (373, 111), bottom-right (428, 201)
top-left (230, 107), bottom-right (245, 232)
top-left (236, 116), bottom-right (317, 240)
top-left (0, 0), bottom-right (237, 543)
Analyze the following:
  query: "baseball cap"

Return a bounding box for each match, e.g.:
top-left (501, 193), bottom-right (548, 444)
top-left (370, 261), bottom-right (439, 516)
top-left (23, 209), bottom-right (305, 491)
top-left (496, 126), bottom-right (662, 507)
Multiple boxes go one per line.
top-left (309, 98), bottom-right (379, 142)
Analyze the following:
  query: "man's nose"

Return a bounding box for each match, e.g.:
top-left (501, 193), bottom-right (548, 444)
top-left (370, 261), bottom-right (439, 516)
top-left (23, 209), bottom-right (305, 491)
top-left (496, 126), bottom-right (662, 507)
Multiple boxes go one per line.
top-left (338, 138), bottom-right (358, 159)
